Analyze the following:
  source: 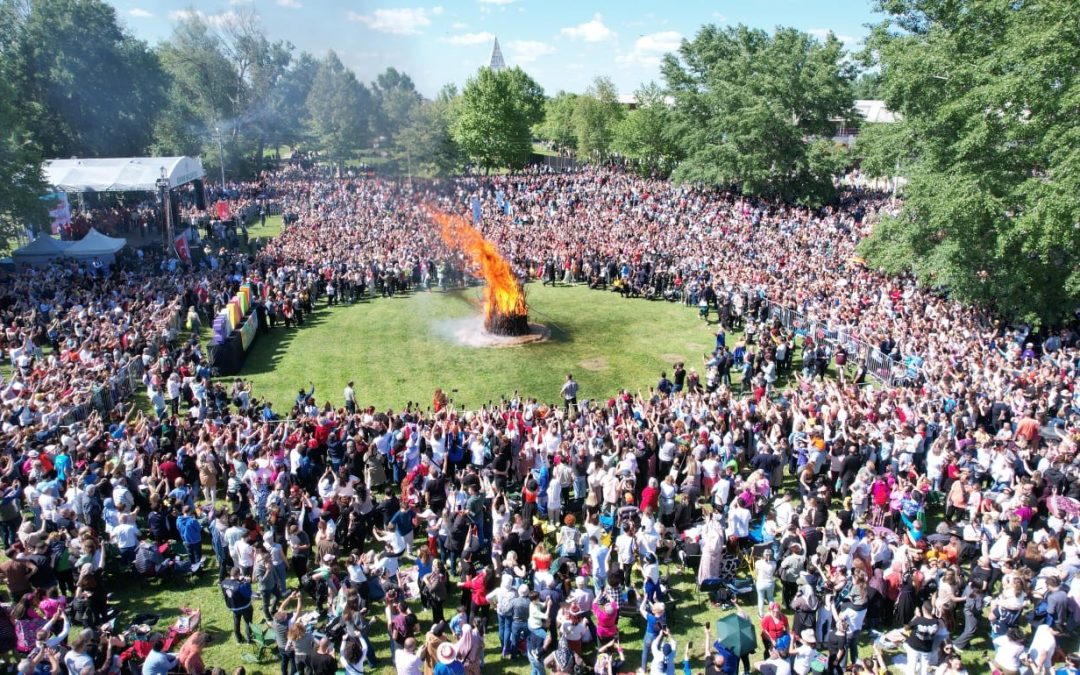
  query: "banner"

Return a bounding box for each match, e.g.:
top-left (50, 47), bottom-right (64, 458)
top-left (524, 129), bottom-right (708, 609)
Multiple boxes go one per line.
top-left (215, 201), bottom-right (230, 220)
top-left (174, 228), bottom-right (191, 263)
top-left (41, 193), bottom-right (71, 234)
top-left (471, 196), bottom-right (482, 224)
top-left (239, 311), bottom-right (258, 351)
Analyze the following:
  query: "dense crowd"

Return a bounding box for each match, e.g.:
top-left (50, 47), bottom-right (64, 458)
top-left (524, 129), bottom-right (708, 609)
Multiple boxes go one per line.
top-left (0, 165), bottom-right (1078, 675)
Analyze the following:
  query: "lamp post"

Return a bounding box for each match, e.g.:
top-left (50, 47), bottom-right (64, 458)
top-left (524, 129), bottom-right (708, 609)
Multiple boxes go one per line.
top-left (215, 126), bottom-right (226, 192)
top-left (156, 166), bottom-right (173, 254)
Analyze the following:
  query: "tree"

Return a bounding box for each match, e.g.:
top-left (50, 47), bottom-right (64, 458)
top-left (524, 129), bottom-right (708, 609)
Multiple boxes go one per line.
top-left (396, 98), bottom-right (462, 177)
top-left (371, 67), bottom-right (422, 146)
top-left (267, 51), bottom-right (320, 152)
top-left (0, 75), bottom-right (48, 245)
top-left (858, 0), bottom-right (1080, 324)
top-left (2, 0), bottom-right (166, 158)
top-left (661, 25), bottom-right (856, 205)
top-left (452, 66), bottom-right (544, 171)
top-left (572, 76), bottom-right (623, 159)
top-left (534, 91), bottom-right (578, 153)
top-left (613, 82), bottom-right (681, 177)
top-left (306, 51), bottom-right (372, 162)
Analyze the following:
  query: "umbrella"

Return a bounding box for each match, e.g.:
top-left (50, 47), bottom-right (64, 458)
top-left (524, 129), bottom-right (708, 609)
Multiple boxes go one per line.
top-left (714, 613), bottom-right (757, 657)
top-left (872, 526), bottom-right (900, 545)
top-left (1048, 495), bottom-right (1080, 517)
top-left (926, 533), bottom-right (953, 545)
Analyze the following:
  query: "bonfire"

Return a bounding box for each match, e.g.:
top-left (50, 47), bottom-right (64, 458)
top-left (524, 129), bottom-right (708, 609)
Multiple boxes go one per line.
top-left (430, 208), bottom-right (530, 336)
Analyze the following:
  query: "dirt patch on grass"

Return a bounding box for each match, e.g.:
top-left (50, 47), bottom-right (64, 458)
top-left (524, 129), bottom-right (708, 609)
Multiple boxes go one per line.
top-left (659, 353), bottom-right (686, 363)
top-left (687, 342), bottom-right (711, 353)
top-left (579, 357), bottom-right (609, 371)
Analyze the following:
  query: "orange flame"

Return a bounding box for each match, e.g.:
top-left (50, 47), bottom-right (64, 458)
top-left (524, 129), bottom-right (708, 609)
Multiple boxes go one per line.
top-left (430, 208), bottom-right (527, 322)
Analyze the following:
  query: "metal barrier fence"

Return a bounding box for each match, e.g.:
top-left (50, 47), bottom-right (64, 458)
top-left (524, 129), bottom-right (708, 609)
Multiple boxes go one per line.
top-left (53, 304), bottom-right (187, 429)
top-left (763, 299), bottom-right (922, 387)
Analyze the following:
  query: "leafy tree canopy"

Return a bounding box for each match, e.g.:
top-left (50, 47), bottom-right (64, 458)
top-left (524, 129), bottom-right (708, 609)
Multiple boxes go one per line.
top-left (858, 0), bottom-right (1080, 325)
top-left (452, 66), bottom-right (544, 171)
top-left (661, 24), bottom-right (856, 205)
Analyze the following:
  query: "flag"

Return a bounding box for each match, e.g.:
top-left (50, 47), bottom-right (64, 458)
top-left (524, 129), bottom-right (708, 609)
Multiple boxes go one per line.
top-left (174, 228), bottom-right (192, 264)
top-left (471, 196), bottom-right (482, 224)
top-left (215, 201), bottom-right (230, 220)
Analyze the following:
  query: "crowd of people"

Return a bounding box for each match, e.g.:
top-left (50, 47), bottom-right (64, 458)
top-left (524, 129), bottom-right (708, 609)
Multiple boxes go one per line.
top-left (0, 164), bottom-right (1077, 675)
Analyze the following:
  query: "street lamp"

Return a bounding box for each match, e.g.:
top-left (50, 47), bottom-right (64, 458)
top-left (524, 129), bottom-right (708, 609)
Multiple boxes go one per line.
top-left (215, 126), bottom-right (226, 192)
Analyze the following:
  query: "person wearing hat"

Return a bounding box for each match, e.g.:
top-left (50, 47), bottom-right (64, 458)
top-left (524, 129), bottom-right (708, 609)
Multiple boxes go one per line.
top-left (432, 640), bottom-right (462, 675)
top-left (791, 629), bottom-right (818, 675)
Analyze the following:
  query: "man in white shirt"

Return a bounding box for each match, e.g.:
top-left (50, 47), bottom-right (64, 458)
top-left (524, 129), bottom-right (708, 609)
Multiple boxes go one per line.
top-left (111, 514), bottom-right (141, 564)
top-left (730, 501), bottom-right (751, 541)
top-left (394, 637), bottom-right (422, 675)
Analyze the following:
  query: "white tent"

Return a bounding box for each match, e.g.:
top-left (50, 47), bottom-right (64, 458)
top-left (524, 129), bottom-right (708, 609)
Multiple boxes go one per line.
top-left (64, 228), bottom-right (126, 264)
top-left (11, 236), bottom-right (73, 266)
top-left (43, 156), bottom-right (205, 192)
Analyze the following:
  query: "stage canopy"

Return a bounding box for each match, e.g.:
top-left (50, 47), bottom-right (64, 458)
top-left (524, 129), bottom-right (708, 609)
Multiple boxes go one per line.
top-left (43, 156), bottom-right (205, 192)
top-left (11, 236), bottom-right (73, 266)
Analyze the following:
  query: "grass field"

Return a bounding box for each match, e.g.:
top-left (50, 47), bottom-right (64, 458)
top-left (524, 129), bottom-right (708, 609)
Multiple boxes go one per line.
top-left (241, 283), bottom-right (725, 412)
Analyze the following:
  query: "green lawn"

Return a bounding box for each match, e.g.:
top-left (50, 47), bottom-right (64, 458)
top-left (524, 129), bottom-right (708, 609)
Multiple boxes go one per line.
top-left (241, 283), bottom-right (725, 412)
top-left (248, 214), bottom-right (285, 249)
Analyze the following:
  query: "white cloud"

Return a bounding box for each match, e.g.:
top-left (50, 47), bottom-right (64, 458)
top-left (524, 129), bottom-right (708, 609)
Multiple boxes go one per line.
top-left (478, 0), bottom-right (516, 4)
top-left (347, 7), bottom-right (432, 35)
top-left (128, 8), bottom-right (153, 18)
top-left (228, 0), bottom-right (252, 4)
top-left (508, 40), bottom-right (555, 63)
top-left (560, 13), bottom-right (615, 43)
top-left (712, 12), bottom-right (727, 22)
top-left (808, 28), bottom-right (859, 49)
top-left (451, 21), bottom-right (467, 29)
top-left (445, 31), bottom-right (495, 46)
top-left (431, 6), bottom-right (444, 15)
top-left (169, 9), bottom-right (240, 28)
top-left (617, 30), bottom-right (682, 67)
top-left (277, 0), bottom-right (303, 7)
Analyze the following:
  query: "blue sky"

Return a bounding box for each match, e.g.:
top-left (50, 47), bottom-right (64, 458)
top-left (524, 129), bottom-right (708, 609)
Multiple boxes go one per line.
top-left (108, 0), bottom-right (880, 97)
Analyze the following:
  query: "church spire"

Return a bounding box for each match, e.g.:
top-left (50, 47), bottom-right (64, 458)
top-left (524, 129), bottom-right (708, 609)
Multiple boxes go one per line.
top-left (489, 36), bottom-right (506, 71)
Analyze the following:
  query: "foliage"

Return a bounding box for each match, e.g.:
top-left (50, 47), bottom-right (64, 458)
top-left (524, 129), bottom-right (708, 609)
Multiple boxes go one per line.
top-left (452, 67), bottom-right (545, 171)
top-left (371, 67), bottom-right (422, 147)
top-left (153, 10), bottom-right (299, 177)
top-left (613, 82), bottom-right (682, 177)
top-left (306, 51), bottom-right (373, 162)
top-left (0, 75), bottom-right (48, 244)
top-left (858, 0), bottom-right (1080, 324)
top-left (571, 76), bottom-right (624, 160)
top-left (853, 71), bottom-right (885, 99)
top-left (534, 91), bottom-right (579, 153)
top-left (1, 0), bottom-right (166, 158)
top-left (395, 98), bottom-right (462, 178)
top-left (661, 24), bottom-right (856, 205)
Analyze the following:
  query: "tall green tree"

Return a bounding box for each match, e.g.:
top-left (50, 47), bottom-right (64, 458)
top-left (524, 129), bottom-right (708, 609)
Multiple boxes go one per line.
top-left (154, 10), bottom-right (295, 176)
top-left (306, 51), bottom-right (372, 162)
top-left (0, 75), bottom-right (48, 244)
top-left (858, 0), bottom-right (1080, 324)
top-left (2, 0), bottom-right (166, 158)
top-left (534, 91), bottom-right (579, 153)
top-left (613, 82), bottom-right (681, 177)
top-left (572, 76), bottom-right (623, 160)
top-left (371, 67), bottom-right (421, 146)
top-left (396, 97), bottom-right (462, 178)
top-left (452, 67), bottom-right (544, 171)
top-left (661, 25), bottom-right (856, 205)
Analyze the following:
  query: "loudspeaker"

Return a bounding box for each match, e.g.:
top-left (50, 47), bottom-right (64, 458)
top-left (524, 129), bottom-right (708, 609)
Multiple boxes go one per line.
top-left (170, 194), bottom-right (181, 228)
top-left (193, 179), bottom-right (207, 210)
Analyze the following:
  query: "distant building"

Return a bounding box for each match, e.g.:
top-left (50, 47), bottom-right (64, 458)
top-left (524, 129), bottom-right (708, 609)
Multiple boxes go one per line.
top-left (489, 37), bottom-right (506, 71)
top-left (834, 99), bottom-right (898, 145)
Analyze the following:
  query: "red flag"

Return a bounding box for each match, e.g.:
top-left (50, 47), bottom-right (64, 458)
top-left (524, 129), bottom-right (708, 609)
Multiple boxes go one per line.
top-left (174, 229), bottom-right (191, 263)
top-left (215, 201), bottom-right (230, 220)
